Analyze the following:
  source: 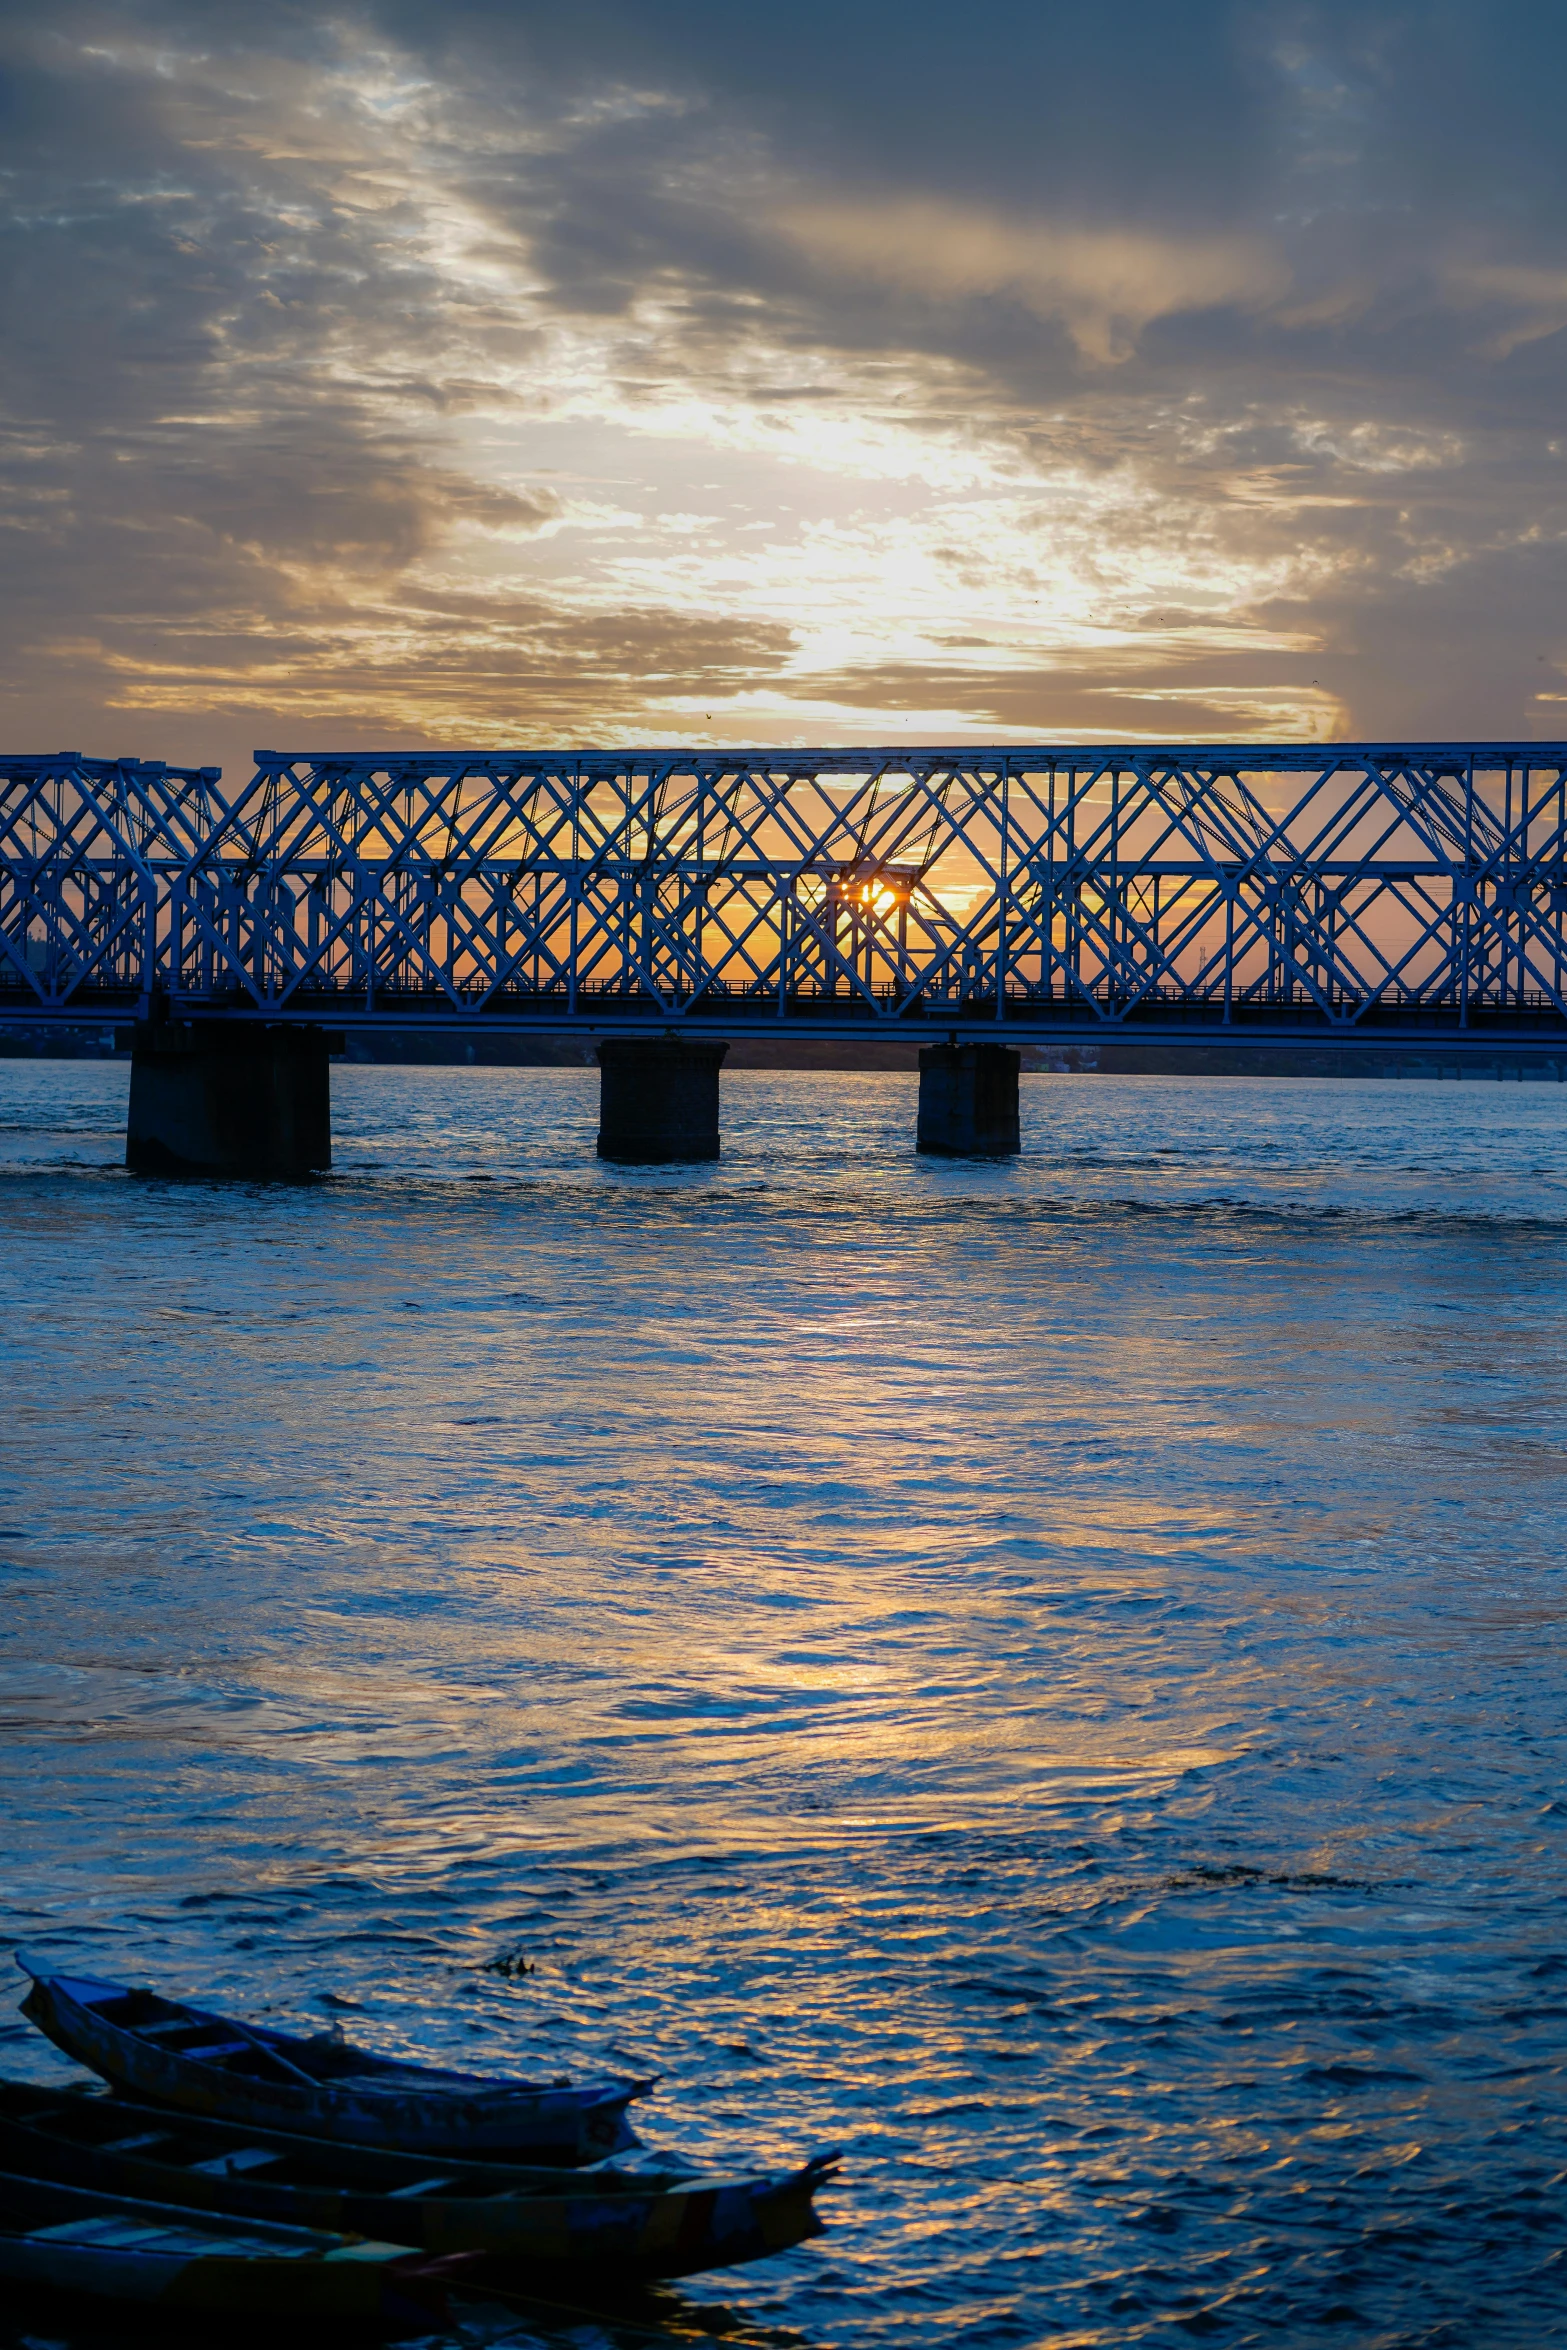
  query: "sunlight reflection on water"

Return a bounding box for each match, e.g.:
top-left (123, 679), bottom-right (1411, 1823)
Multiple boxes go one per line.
top-left (2, 1064), bottom-right (1566, 2346)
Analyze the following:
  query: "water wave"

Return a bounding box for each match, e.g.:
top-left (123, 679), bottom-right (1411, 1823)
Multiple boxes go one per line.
top-left (2, 1063), bottom-right (1565, 2347)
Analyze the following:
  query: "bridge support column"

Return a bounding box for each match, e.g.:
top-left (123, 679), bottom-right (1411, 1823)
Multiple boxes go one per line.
top-left (917, 1043), bottom-right (1020, 1156)
top-left (127, 1020), bottom-right (337, 1177)
top-left (597, 1039), bottom-right (728, 1162)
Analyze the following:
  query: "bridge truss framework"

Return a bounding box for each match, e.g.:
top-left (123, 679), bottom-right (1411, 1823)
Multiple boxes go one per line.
top-left (5, 743), bottom-right (1567, 1051)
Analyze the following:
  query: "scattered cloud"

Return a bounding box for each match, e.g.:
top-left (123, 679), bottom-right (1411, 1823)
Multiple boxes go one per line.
top-left (1446, 260), bottom-right (1567, 358)
top-left (773, 201), bottom-right (1289, 366)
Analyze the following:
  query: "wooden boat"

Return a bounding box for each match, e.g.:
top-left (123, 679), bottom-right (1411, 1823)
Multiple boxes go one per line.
top-left (0, 2165), bottom-right (473, 2322)
top-left (0, 2078), bottom-right (838, 2280)
top-left (18, 1960), bottom-right (648, 2163)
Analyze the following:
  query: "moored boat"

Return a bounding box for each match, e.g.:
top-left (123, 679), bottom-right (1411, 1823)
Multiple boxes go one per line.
top-left (0, 2165), bottom-right (473, 2323)
top-left (17, 1958), bottom-right (648, 2163)
top-left (0, 2077), bottom-right (838, 2280)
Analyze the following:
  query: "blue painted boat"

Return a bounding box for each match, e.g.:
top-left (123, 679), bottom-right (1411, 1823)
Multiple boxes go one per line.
top-left (0, 2166), bottom-right (473, 2323)
top-left (18, 1959), bottom-right (648, 2163)
top-left (0, 2077), bottom-right (839, 2279)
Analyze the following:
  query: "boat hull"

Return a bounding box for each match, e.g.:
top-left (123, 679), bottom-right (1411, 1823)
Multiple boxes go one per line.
top-left (0, 2084), bottom-right (833, 2280)
top-left (20, 1970), bottom-right (641, 2162)
top-left (0, 2168), bottom-right (468, 2323)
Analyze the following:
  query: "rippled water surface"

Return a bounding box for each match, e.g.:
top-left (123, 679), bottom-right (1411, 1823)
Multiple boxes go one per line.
top-left (3, 1062), bottom-right (1567, 2347)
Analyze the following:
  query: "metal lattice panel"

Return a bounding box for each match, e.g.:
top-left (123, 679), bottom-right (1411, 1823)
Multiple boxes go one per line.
top-left (0, 755), bottom-right (223, 1012)
top-left (7, 744), bottom-right (1567, 1040)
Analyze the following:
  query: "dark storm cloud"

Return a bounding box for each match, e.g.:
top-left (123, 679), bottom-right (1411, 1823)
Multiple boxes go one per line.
top-left (374, 0), bottom-right (1567, 234)
top-left (2, 0), bottom-right (1567, 761)
top-left (474, 4), bottom-right (1567, 423)
top-left (371, 0), bottom-right (1272, 223)
top-left (362, 0), bottom-right (1567, 447)
top-left (369, 0), bottom-right (1567, 274)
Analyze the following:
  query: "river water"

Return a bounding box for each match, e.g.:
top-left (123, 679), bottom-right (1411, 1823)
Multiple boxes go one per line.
top-left (2, 1063), bottom-right (1566, 2348)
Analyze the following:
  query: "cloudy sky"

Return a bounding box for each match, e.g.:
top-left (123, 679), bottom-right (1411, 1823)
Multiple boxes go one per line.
top-left (4, 0), bottom-right (1567, 774)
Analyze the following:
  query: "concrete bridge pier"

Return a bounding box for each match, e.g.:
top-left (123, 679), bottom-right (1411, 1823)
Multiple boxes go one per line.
top-left (127, 1018), bottom-right (337, 1176)
top-left (597, 1039), bottom-right (728, 1161)
top-left (917, 1043), bottom-right (1021, 1156)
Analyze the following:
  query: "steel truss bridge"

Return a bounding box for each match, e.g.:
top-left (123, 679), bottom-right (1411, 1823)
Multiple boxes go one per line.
top-left (6, 743), bottom-right (1567, 1054)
